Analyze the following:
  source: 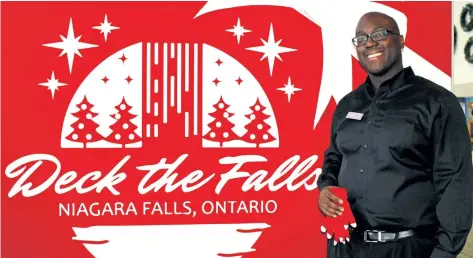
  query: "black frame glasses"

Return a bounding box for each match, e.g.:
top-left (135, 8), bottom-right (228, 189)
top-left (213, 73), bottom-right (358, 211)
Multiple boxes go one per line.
top-left (352, 29), bottom-right (400, 46)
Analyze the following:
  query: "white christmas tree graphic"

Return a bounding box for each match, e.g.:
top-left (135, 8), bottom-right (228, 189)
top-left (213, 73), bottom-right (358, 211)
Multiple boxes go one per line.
top-left (105, 97), bottom-right (141, 147)
top-left (241, 98), bottom-right (276, 147)
top-left (65, 95), bottom-right (103, 148)
top-left (202, 97), bottom-right (239, 146)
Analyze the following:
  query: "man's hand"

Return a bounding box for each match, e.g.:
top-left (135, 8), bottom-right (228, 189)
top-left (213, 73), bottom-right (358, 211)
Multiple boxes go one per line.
top-left (319, 187), bottom-right (356, 245)
top-left (319, 186), bottom-right (344, 217)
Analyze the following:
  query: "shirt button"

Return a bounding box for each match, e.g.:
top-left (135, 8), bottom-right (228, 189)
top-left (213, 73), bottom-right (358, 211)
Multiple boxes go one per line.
top-left (368, 121), bottom-right (373, 125)
top-left (375, 100), bottom-right (379, 104)
top-left (360, 169), bottom-right (364, 173)
top-left (358, 195), bottom-right (363, 199)
top-left (363, 144), bottom-right (368, 148)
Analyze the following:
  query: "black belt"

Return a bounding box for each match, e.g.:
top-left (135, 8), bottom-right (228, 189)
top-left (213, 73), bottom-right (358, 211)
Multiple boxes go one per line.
top-left (351, 229), bottom-right (415, 243)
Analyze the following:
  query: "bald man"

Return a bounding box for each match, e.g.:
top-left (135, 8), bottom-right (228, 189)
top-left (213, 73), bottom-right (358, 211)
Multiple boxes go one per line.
top-left (317, 12), bottom-right (473, 258)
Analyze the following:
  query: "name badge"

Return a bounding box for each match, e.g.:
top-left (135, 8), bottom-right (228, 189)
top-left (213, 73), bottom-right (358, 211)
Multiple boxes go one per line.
top-left (346, 112), bottom-right (364, 120)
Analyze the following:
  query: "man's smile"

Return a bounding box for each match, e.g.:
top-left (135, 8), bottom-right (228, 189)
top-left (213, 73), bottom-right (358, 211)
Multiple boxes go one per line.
top-left (365, 51), bottom-right (384, 60)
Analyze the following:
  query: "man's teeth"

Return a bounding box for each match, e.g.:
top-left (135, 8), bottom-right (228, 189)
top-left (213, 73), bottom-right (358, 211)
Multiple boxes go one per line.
top-left (368, 52), bottom-right (383, 58)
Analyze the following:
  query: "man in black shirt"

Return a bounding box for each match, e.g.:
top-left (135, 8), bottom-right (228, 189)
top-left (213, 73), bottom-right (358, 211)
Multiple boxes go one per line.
top-left (317, 11), bottom-right (473, 258)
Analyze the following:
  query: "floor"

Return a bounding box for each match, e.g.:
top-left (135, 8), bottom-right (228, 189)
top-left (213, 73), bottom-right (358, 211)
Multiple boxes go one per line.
top-left (459, 228), bottom-right (473, 258)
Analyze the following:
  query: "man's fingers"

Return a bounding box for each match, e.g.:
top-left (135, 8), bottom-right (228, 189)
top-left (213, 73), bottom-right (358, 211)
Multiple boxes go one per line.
top-left (327, 201), bottom-right (344, 215)
top-left (319, 187), bottom-right (345, 217)
top-left (322, 203), bottom-right (340, 217)
top-left (326, 205), bottom-right (342, 217)
top-left (327, 191), bottom-right (343, 204)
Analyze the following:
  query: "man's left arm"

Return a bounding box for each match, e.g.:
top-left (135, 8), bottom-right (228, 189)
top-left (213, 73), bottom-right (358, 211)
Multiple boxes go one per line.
top-left (430, 94), bottom-right (473, 258)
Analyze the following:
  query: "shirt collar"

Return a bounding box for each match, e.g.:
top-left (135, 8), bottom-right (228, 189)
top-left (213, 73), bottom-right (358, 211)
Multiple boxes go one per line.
top-left (364, 66), bottom-right (415, 96)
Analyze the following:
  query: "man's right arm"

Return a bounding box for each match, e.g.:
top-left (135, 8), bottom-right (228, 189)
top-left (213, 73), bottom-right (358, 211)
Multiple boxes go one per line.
top-left (317, 107), bottom-right (343, 191)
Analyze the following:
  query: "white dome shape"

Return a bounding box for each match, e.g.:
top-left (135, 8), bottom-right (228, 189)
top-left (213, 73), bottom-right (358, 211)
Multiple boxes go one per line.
top-left (61, 42), bottom-right (278, 148)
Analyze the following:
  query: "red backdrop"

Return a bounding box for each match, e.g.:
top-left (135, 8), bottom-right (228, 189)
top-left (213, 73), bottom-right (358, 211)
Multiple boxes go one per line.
top-left (1, 2), bottom-right (451, 257)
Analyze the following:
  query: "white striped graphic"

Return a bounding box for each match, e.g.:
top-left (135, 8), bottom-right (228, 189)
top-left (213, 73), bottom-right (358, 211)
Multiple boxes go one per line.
top-left (146, 43), bottom-right (151, 114)
top-left (170, 76), bottom-right (175, 107)
top-left (154, 102), bottom-right (159, 117)
top-left (185, 112), bottom-right (189, 137)
top-left (163, 43), bottom-right (168, 124)
top-left (177, 43), bottom-right (182, 114)
top-left (154, 79), bottom-right (159, 94)
top-left (154, 43), bottom-right (159, 65)
top-left (146, 124), bottom-right (151, 138)
top-left (154, 124), bottom-right (159, 137)
top-left (185, 43), bottom-right (190, 92)
top-left (171, 43), bottom-right (175, 59)
top-left (194, 43), bottom-right (198, 135)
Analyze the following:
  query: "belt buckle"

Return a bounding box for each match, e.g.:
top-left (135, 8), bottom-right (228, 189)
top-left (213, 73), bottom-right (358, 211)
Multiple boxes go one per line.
top-left (363, 230), bottom-right (386, 243)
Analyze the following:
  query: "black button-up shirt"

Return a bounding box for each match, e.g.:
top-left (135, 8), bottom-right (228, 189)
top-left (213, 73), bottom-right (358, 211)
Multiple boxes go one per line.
top-left (317, 67), bottom-right (473, 257)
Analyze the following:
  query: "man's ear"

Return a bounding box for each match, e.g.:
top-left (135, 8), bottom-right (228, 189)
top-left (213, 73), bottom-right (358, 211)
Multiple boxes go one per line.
top-left (400, 35), bottom-right (405, 50)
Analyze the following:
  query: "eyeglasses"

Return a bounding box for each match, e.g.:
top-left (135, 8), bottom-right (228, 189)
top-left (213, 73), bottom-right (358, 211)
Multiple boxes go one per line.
top-left (352, 29), bottom-right (400, 46)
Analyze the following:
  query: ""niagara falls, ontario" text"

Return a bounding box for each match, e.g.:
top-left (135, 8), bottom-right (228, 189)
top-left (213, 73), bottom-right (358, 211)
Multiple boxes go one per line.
top-left (57, 200), bottom-right (278, 217)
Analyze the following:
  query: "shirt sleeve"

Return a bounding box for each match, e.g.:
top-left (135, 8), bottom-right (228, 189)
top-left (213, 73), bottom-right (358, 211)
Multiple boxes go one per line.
top-left (429, 95), bottom-right (473, 258)
top-left (317, 106), bottom-right (343, 191)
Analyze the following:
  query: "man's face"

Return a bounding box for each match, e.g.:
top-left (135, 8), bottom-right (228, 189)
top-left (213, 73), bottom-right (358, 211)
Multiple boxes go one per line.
top-left (354, 14), bottom-right (404, 75)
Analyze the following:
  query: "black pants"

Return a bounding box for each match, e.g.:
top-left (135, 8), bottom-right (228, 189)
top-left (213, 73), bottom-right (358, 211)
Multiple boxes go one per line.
top-left (327, 232), bottom-right (437, 258)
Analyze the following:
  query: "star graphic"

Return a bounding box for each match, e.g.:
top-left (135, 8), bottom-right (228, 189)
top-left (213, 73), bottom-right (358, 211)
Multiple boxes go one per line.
top-left (92, 14), bottom-right (119, 42)
top-left (236, 77), bottom-right (243, 85)
top-left (102, 76), bottom-right (109, 84)
top-left (226, 18), bottom-right (251, 44)
top-left (246, 23), bottom-right (296, 76)
top-left (119, 53), bottom-right (127, 63)
top-left (213, 78), bottom-right (221, 86)
top-left (216, 59), bottom-right (223, 66)
top-left (38, 71), bottom-right (67, 99)
top-left (277, 76), bottom-right (301, 103)
top-left (125, 76), bottom-right (133, 84)
top-left (43, 18), bottom-right (98, 73)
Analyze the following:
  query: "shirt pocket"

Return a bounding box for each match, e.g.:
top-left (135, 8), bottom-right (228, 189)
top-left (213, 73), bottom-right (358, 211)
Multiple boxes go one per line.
top-left (336, 119), bottom-right (363, 155)
top-left (379, 110), bottom-right (417, 148)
